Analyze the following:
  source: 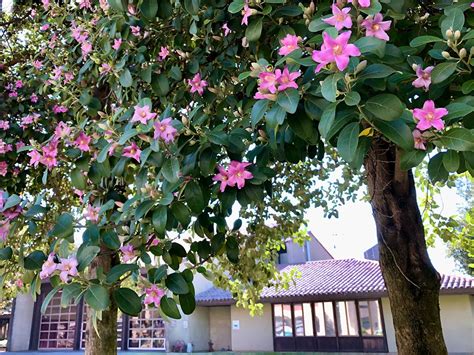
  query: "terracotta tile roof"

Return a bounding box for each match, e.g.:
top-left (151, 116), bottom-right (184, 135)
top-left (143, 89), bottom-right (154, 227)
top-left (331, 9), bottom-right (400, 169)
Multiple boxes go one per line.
top-left (196, 259), bottom-right (474, 305)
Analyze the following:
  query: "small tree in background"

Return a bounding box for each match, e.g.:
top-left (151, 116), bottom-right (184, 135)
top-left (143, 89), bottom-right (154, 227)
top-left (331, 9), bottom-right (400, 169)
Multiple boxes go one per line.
top-left (1, 1), bottom-right (473, 354)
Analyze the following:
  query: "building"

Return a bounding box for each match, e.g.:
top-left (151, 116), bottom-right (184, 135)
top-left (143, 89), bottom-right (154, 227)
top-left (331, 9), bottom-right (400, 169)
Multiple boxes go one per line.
top-left (7, 233), bottom-right (474, 353)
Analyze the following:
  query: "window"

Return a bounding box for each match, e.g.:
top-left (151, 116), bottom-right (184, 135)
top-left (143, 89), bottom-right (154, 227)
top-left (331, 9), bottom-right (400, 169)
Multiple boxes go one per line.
top-left (128, 309), bottom-right (165, 350)
top-left (273, 304), bottom-right (293, 337)
top-left (359, 300), bottom-right (383, 336)
top-left (336, 301), bottom-right (359, 336)
top-left (294, 303), bottom-right (313, 336)
top-left (38, 291), bottom-right (77, 350)
top-left (314, 302), bottom-right (336, 336)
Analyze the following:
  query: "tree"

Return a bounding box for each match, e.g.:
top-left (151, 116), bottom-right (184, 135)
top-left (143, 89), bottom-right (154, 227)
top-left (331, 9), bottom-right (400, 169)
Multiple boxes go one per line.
top-left (1, 1), bottom-right (473, 354)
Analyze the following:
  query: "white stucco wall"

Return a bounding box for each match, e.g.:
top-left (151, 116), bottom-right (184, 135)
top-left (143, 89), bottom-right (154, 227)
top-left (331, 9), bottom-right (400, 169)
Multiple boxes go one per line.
top-left (382, 294), bottom-right (474, 354)
top-left (209, 306), bottom-right (231, 351)
top-left (230, 304), bottom-right (273, 351)
top-left (166, 306), bottom-right (210, 352)
top-left (8, 293), bottom-right (35, 351)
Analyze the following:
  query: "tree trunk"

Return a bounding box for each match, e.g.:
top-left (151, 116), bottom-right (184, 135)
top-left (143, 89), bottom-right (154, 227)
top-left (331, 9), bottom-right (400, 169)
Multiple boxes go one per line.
top-left (364, 138), bottom-right (447, 355)
top-left (85, 247), bottom-right (118, 355)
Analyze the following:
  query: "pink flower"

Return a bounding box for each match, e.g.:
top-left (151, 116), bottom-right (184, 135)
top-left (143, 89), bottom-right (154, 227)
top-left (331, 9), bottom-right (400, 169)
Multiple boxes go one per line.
top-left (40, 24), bottom-right (50, 31)
top-left (79, 0), bottom-right (92, 9)
top-left (0, 140), bottom-right (12, 154)
top-left (33, 60), bottom-right (43, 70)
top-left (122, 142), bottom-right (142, 162)
top-left (0, 162), bottom-right (7, 176)
top-left (3, 205), bottom-right (22, 220)
top-left (42, 0), bottom-right (50, 10)
top-left (81, 42), bottom-right (93, 59)
top-left (0, 221), bottom-right (9, 242)
top-left (74, 132), bottom-right (91, 152)
top-left (64, 72), bottom-right (74, 83)
top-left (84, 204), bottom-right (100, 223)
top-left (0, 120), bottom-right (9, 131)
top-left (15, 141), bottom-right (25, 151)
top-left (99, 0), bottom-right (109, 11)
top-left (53, 105), bottom-right (68, 114)
top-left (31, 94), bottom-right (39, 103)
top-left (54, 122), bottom-right (72, 139)
top-left (350, 0), bottom-right (371, 7)
top-left (227, 161), bottom-right (253, 189)
top-left (100, 63), bottom-right (113, 75)
top-left (278, 34), bottom-right (302, 56)
top-left (188, 73), bottom-right (208, 96)
top-left (132, 105), bottom-right (157, 124)
top-left (144, 284), bottom-right (165, 307)
top-left (15, 80), bottom-right (23, 89)
top-left (158, 46), bottom-right (169, 61)
top-left (222, 23), bottom-right (232, 37)
top-left (312, 31), bottom-right (361, 72)
top-left (40, 253), bottom-right (57, 280)
top-left (213, 161), bottom-right (253, 191)
top-left (131, 26), bottom-right (141, 37)
top-left (112, 38), bottom-right (122, 51)
top-left (361, 13), bottom-right (391, 41)
top-left (154, 118), bottom-right (178, 143)
top-left (242, 3), bottom-right (253, 26)
top-left (120, 245), bottom-right (136, 262)
top-left (275, 67), bottom-right (301, 91)
top-left (212, 166), bottom-right (230, 193)
top-left (258, 72), bottom-right (278, 94)
top-left (57, 256), bottom-right (78, 282)
top-left (413, 100), bottom-right (447, 131)
top-left (412, 66), bottom-right (434, 91)
top-left (412, 130), bottom-right (427, 150)
top-left (15, 279), bottom-right (24, 288)
top-left (72, 26), bottom-right (88, 43)
top-left (28, 150), bottom-right (42, 167)
top-left (323, 4), bottom-right (352, 31)
top-left (52, 66), bottom-right (62, 80)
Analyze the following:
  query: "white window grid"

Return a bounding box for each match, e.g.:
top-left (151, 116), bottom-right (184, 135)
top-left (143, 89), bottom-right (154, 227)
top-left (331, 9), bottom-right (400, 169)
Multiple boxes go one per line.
top-left (128, 308), bottom-right (166, 350)
top-left (38, 291), bottom-right (77, 350)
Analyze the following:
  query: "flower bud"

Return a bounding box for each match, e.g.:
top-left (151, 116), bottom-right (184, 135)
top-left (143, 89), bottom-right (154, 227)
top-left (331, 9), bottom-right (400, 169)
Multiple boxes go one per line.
top-left (182, 116), bottom-right (189, 126)
top-left (459, 48), bottom-right (467, 59)
top-left (454, 30), bottom-right (461, 40)
top-left (442, 51), bottom-right (451, 59)
top-left (355, 60), bottom-right (367, 74)
top-left (242, 37), bottom-right (249, 48)
top-left (446, 29), bottom-right (453, 38)
top-left (412, 63), bottom-right (419, 71)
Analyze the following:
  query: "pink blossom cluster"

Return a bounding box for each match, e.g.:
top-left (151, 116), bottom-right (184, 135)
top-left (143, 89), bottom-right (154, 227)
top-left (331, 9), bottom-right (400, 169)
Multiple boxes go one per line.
top-left (120, 245), bottom-right (137, 262)
top-left (71, 23), bottom-right (92, 59)
top-left (40, 253), bottom-right (78, 282)
top-left (412, 65), bottom-right (434, 91)
top-left (213, 161), bottom-right (253, 192)
top-left (28, 139), bottom-right (59, 170)
top-left (84, 204), bottom-right (100, 223)
top-left (154, 118), bottom-right (178, 144)
top-left (188, 73), bottom-right (208, 96)
top-left (254, 67), bottom-right (301, 100)
top-left (144, 284), bottom-right (165, 307)
top-left (278, 34), bottom-right (302, 56)
top-left (412, 100), bottom-right (448, 150)
top-left (312, 31), bottom-right (361, 72)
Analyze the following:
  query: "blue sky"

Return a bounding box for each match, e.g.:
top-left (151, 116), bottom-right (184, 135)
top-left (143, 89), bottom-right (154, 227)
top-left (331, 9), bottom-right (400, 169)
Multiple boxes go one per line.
top-left (306, 185), bottom-right (466, 276)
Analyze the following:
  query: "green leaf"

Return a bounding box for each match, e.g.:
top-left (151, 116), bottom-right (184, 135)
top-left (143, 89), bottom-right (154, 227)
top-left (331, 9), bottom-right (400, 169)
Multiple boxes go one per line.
top-left (373, 119), bottom-right (414, 151)
top-left (437, 128), bottom-right (474, 151)
top-left (108, 0), bottom-right (126, 12)
top-left (61, 283), bottom-right (82, 306)
top-left (409, 36), bottom-right (444, 47)
top-left (160, 296), bottom-right (181, 319)
top-left (140, 0), bottom-right (158, 19)
top-left (308, 17), bottom-right (330, 32)
top-left (165, 273), bottom-right (190, 295)
top-left (319, 102), bottom-right (338, 139)
top-left (344, 91), bottom-right (361, 106)
top-left (364, 94), bottom-right (404, 121)
top-left (70, 168), bottom-right (86, 190)
top-left (431, 62), bottom-right (457, 84)
top-left (102, 231), bottom-right (120, 250)
top-left (152, 206), bottom-right (168, 235)
top-left (149, 265), bottom-right (168, 283)
top-left (50, 213), bottom-right (74, 239)
top-left (354, 37), bottom-right (386, 58)
top-left (185, 181), bottom-right (206, 214)
top-left (462, 80), bottom-right (474, 94)
top-left (265, 104), bottom-right (286, 128)
top-left (1, 194), bottom-right (21, 211)
top-left (84, 284), bottom-right (110, 311)
top-left (161, 158), bottom-right (180, 183)
top-left (183, 0), bottom-right (200, 15)
top-left (24, 251), bottom-right (47, 270)
top-left (321, 74), bottom-right (342, 103)
top-left (106, 264), bottom-right (139, 284)
top-left (119, 68), bottom-right (133, 88)
top-left (113, 288), bottom-right (142, 316)
top-left (277, 89), bottom-right (299, 114)
top-left (135, 200), bottom-right (155, 220)
top-left (441, 8), bottom-right (465, 38)
top-left (444, 103), bottom-right (474, 123)
top-left (118, 128), bottom-right (138, 145)
top-left (337, 122), bottom-right (359, 163)
top-left (228, 0), bottom-right (244, 13)
top-left (443, 150), bottom-right (460, 172)
top-left (0, 247), bottom-right (13, 260)
top-left (41, 287), bottom-right (60, 314)
top-left (171, 202), bottom-right (191, 228)
top-left (251, 100), bottom-right (269, 127)
top-left (77, 246), bottom-right (100, 272)
top-left (199, 149), bottom-right (216, 177)
top-left (357, 64), bottom-right (397, 81)
top-left (399, 150), bottom-right (426, 170)
top-left (245, 18), bottom-right (263, 42)
top-left (151, 74), bottom-right (170, 96)
top-left (226, 235), bottom-right (240, 263)
top-left (428, 153), bottom-right (449, 182)
top-left (179, 293), bottom-right (196, 315)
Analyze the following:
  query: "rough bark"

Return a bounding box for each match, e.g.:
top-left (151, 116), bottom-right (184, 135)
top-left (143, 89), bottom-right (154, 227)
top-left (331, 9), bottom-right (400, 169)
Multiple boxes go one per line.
top-left (84, 247), bottom-right (119, 355)
top-left (364, 138), bottom-right (448, 355)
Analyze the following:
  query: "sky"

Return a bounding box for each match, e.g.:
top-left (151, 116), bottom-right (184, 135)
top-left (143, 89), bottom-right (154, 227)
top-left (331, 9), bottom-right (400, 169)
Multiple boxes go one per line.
top-left (305, 185), bottom-right (467, 276)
